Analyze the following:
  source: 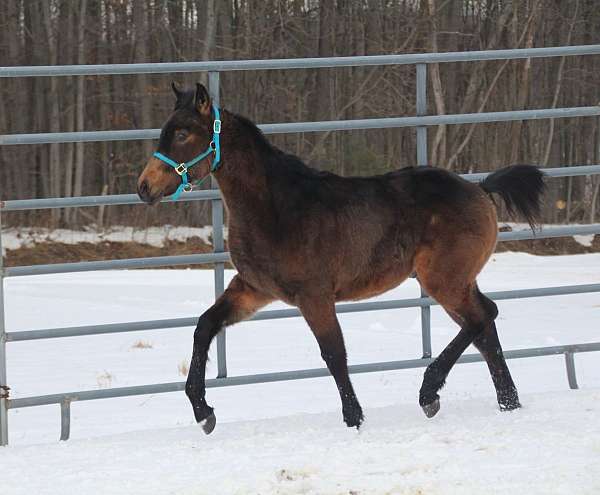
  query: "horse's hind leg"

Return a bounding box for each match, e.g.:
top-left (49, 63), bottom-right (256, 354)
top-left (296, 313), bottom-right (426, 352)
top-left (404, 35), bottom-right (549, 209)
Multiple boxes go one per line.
top-left (186, 275), bottom-right (273, 434)
top-left (417, 283), bottom-right (493, 418)
top-left (472, 291), bottom-right (521, 411)
top-left (299, 299), bottom-right (363, 429)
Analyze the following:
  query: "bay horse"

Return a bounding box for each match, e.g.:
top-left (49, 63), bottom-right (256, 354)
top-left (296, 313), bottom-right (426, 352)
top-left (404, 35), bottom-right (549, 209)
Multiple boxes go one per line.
top-left (138, 83), bottom-right (545, 434)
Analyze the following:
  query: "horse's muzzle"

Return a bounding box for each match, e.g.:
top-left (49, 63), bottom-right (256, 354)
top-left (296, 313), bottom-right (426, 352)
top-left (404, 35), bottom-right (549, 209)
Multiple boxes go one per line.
top-left (137, 179), bottom-right (161, 205)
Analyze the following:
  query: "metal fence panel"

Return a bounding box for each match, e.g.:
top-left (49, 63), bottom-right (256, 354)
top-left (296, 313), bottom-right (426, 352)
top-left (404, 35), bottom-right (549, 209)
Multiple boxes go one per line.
top-left (2, 46), bottom-right (600, 444)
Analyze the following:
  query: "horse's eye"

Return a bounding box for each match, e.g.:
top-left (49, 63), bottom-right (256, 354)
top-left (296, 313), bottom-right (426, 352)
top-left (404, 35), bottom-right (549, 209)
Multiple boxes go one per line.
top-left (175, 130), bottom-right (189, 142)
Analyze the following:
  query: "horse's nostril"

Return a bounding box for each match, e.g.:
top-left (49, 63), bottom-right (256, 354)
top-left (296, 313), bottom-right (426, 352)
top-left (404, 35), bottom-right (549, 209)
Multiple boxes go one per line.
top-left (138, 179), bottom-right (149, 198)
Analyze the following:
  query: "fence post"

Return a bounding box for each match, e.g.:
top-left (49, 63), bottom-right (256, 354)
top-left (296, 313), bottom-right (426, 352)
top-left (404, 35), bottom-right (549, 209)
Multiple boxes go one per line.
top-left (208, 71), bottom-right (227, 378)
top-left (564, 351), bottom-right (579, 389)
top-left (416, 64), bottom-right (432, 359)
top-left (59, 400), bottom-right (71, 441)
top-left (0, 209), bottom-right (9, 446)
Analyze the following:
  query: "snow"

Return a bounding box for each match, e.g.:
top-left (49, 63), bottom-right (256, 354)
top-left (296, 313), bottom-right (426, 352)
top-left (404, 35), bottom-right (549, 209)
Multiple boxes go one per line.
top-left (1, 252), bottom-right (600, 493)
top-left (1, 390), bottom-right (599, 495)
top-left (574, 234), bottom-right (596, 247)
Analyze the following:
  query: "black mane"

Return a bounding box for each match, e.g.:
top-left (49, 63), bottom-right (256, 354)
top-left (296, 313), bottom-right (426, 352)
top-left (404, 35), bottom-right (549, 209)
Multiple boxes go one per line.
top-left (233, 111), bottom-right (336, 182)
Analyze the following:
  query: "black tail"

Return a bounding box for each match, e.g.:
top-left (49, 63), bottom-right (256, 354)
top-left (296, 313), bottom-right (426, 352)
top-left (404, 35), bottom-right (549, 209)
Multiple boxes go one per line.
top-left (480, 165), bottom-right (545, 229)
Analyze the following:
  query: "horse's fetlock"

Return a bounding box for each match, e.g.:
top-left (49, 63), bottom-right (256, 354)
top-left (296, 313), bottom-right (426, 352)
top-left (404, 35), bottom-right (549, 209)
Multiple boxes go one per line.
top-left (423, 362), bottom-right (442, 382)
top-left (419, 387), bottom-right (440, 408)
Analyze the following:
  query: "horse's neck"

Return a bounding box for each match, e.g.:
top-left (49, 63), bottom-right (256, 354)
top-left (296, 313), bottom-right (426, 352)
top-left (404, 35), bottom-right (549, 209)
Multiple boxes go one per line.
top-left (215, 114), bottom-right (271, 204)
top-left (215, 145), bottom-right (275, 225)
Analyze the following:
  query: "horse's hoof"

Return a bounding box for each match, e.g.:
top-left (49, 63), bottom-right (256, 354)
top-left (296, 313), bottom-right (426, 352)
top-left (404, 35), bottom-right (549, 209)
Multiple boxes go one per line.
top-left (421, 398), bottom-right (440, 418)
top-left (498, 389), bottom-right (521, 411)
top-left (343, 406), bottom-right (364, 429)
top-left (200, 412), bottom-right (217, 434)
top-left (499, 400), bottom-right (521, 412)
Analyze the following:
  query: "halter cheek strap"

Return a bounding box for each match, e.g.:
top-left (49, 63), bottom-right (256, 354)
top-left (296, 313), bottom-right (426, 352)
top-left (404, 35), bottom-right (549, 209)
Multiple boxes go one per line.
top-left (152, 105), bottom-right (222, 200)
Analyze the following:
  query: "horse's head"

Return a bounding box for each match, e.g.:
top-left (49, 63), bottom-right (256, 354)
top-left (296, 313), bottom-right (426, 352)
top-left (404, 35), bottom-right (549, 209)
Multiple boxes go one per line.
top-left (137, 82), bottom-right (216, 204)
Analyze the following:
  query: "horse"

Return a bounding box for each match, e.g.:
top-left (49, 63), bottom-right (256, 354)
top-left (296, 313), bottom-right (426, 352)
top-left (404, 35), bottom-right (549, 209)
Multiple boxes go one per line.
top-left (137, 83), bottom-right (545, 434)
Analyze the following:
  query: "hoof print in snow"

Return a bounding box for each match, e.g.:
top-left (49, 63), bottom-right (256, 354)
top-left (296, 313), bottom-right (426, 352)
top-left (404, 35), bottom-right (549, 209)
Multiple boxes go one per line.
top-left (201, 412), bottom-right (216, 434)
top-left (276, 469), bottom-right (310, 483)
top-left (422, 398), bottom-right (440, 418)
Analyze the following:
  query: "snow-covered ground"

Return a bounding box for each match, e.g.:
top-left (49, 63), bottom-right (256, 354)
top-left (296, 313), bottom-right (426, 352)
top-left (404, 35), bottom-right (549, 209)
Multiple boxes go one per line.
top-left (1, 252), bottom-right (599, 493)
top-left (1, 390), bottom-right (599, 495)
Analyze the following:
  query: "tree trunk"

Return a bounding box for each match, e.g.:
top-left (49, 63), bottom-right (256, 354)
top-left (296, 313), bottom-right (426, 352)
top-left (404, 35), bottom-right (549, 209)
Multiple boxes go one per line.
top-left (72, 0), bottom-right (88, 225)
top-left (427, 0), bottom-right (447, 167)
top-left (41, 0), bottom-right (62, 226)
top-left (133, 2), bottom-right (153, 158)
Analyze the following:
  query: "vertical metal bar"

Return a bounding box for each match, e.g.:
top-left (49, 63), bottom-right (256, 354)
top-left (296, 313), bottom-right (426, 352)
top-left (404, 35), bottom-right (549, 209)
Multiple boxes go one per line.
top-left (416, 64), bottom-right (432, 359)
top-left (0, 209), bottom-right (9, 446)
top-left (208, 71), bottom-right (227, 378)
top-left (416, 64), bottom-right (428, 167)
top-left (564, 352), bottom-right (579, 390)
top-left (59, 400), bottom-right (71, 441)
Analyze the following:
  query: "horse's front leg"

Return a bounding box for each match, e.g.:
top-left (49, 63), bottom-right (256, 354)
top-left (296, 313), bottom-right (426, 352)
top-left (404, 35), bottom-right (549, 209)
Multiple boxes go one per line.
top-left (299, 298), bottom-right (364, 429)
top-left (186, 275), bottom-right (272, 434)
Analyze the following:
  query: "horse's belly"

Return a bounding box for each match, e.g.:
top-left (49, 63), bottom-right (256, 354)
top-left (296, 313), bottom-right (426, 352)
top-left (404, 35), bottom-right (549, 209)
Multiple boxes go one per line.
top-left (335, 265), bottom-right (413, 302)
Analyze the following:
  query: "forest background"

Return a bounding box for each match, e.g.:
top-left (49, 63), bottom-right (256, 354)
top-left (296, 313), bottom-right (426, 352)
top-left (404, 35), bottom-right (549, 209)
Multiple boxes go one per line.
top-left (1, 0), bottom-right (600, 228)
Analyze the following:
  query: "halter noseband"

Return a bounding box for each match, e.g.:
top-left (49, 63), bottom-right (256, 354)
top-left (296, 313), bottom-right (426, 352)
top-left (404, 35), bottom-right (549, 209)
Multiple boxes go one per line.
top-left (152, 105), bottom-right (222, 200)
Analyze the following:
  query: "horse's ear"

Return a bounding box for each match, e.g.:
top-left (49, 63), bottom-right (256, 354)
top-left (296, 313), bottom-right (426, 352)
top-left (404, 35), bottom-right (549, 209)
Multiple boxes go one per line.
top-left (171, 81), bottom-right (183, 100)
top-left (195, 83), bottom-right (211, 116)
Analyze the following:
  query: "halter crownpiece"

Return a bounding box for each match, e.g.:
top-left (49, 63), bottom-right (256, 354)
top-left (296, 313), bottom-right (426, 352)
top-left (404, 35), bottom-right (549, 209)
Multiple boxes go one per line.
top-left (152, 104), bottom-right (222, 200)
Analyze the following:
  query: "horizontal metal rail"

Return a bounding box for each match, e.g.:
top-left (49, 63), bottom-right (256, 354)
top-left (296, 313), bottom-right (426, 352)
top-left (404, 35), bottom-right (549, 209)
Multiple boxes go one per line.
top-left (0, 190), bottom-right (220, 211)
top-left (499, 224), bottom-right (600, 241)
top-left (3, 224), bottom-right (599, 278)
top-left (2, 44), bottom-right (600, 78)
top-left (464, 164), bottom-right (600, 182)
top-left (8, 341), bottom-right (600, 409)
top-left (3, 106), bottom-right (600, 146)
top-left (7, 282), bottom-right (600, 342)
top-left (4, 252), bottom-right (230, 277)
top-left (2, 164), bottom-right (600, 212)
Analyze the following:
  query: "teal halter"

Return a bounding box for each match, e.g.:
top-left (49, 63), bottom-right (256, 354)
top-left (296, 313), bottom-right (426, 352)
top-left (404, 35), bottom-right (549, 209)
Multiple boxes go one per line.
top-left (152, 105), bottom-right (222, 200)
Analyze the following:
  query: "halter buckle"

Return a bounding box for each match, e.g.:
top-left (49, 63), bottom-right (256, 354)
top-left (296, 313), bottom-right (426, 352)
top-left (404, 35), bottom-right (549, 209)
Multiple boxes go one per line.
top-left (175, 163), bottom-right (187, 176)
top-left (213, 119), bottom-right (221, 134)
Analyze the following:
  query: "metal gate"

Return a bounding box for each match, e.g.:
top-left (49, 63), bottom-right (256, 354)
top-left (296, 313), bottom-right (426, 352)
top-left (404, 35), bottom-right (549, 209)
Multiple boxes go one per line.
top-left (2, 44), bottom-right (600, 445)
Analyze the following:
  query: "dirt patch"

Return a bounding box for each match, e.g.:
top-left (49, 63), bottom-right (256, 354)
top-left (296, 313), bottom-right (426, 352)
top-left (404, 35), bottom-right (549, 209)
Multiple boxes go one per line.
top-left (497, 235), bottom-right (600, 255)
top-left (4, 239), bottom-right (233, 269)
